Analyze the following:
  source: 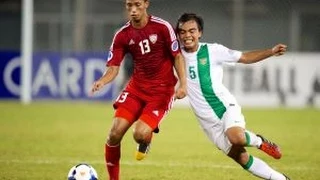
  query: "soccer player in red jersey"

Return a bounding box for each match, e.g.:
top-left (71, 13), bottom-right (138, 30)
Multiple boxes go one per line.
top-left (90, 0), bottom-right (187, 179)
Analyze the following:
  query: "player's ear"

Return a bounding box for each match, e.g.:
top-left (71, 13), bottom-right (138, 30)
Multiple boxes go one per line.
top-left (144, 0), bottom-right (150, 8)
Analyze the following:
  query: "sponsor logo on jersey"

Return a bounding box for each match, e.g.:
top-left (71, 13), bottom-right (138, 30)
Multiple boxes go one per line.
top-left (107, 51), bottom-right (113, 61)
top-left (200, 58), bottom-right (207, 65)
top-left (129, 39), bottom-right (135, 45)
top-left (171, 40), bottom-right (179, 51)
top-left (149, 34), bottom-right (158, 44)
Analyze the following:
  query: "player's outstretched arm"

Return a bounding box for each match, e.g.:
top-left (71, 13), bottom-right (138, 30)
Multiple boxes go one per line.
top-left (90, 66), bottom-right (120, 96)
top-left (173, 53), bottom-right (187, 99)
top-left (238, 44), bottom-right (287, 64)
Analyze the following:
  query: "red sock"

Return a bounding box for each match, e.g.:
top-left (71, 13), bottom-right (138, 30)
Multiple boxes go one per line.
top-left (105, 144), bottom-right (120, 180)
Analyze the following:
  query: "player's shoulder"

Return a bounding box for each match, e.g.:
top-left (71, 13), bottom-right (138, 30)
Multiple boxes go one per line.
top-left (205, 42), bottom-right (229, 51)
top-left (199, 42), bottom-right (221, 49)
top-left (150, 15), bottom-right (173, 28)
top-left (150, 15), bottom-right (170, 23)
top-left (206, 42), bottom-right (222, 47)
top-left (115, 21), bottom-right (131, 34)
top-left (198, 43), bottom-right (231, 57)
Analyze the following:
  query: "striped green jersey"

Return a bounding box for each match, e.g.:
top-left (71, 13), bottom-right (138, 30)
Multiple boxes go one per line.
top-left (182, 43), bottom-right (242, 120)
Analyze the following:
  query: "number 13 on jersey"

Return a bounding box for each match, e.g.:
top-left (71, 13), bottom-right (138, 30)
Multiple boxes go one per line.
top-left (139, 39), bottom-right (151, 55)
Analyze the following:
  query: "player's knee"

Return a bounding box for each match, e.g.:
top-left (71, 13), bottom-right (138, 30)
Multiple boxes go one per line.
top-left (227, 132), bottom-right (246, 146)
top-left (133, 120), bottom-right (153, 144)
top-left (107, 129), bottom-right (123, 145)
top-left (133, 127), bottom-right (152, 144)
top-left (133, 131), bottom-right (144, 144)
top-left (226, 127), bottom-right (246, 146)
top-left (133, 130), bottom-right (152, 144)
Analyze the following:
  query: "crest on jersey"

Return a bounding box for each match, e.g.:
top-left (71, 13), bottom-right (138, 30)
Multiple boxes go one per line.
top-left (171, 40), bottom-right (179, 52)
top-left (149, 34), bottom-right (158, 44)
top-left (200, 58), bottom-right (207, 65)
top-left (107, 51), bottom-right (113, 61)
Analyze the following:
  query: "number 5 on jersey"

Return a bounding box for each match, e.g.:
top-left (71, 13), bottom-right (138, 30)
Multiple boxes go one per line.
top-left (189, 66), bottom-right (197, 79)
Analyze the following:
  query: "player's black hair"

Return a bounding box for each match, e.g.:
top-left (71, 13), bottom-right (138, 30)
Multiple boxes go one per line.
top-left (176, 13), bottom-right (204, 33)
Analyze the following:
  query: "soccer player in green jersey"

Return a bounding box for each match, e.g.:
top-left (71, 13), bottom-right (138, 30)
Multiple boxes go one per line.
top-left (176, 13), bottom-right (290, 180)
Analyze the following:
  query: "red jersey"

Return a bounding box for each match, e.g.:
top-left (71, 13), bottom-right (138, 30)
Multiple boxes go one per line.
top-left (107, 15), bottom-right (180, 95)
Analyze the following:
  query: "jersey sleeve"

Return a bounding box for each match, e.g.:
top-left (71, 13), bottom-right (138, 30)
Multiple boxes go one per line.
top-left (106, 30), bottom-right (126, 67)
top-left (211, 43), bottom-right (242, 64)
top-left (162, 21), bottom-right (180, 57)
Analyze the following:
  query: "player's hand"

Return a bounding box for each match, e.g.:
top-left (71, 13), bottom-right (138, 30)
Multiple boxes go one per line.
top-left (174, 85), bottom-right (187, 100)
top-left (90, 80), bottom-right (104, 96)
top-left (272, 44), bottom-right (287, 56)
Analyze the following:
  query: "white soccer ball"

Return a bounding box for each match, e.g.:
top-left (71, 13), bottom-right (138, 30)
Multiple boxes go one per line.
top-left (67, 163), bottom-right (98, 180)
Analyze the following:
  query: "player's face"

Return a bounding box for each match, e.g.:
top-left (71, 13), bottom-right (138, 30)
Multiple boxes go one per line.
top-left (177, 20), bottom-right (202, 53)
top-left (126, 0), bottom-right (149, 23)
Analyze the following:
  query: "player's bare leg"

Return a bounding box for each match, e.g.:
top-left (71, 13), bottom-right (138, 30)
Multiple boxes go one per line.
top-left (226, 127), bottom-right (282, 159)
top-left (105, 117), bottom-right (131, 180)
top-left (133, 120), bottom-right (153, 161)
top-left (226, 126), bottom-right (248, 146)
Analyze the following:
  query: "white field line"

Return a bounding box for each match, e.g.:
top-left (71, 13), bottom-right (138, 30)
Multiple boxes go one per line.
top-left (0, 159), bottom-right (314, 171)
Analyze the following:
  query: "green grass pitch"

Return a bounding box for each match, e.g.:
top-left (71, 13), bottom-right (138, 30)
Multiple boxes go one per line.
top-left (0, 101), bottom-right (319, 180)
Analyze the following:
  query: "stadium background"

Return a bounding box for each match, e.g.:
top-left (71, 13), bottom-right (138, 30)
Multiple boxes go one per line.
top-left (2, 0), bottom-right (320, 52)
top-left (1, 0), bottom-right (320, 107)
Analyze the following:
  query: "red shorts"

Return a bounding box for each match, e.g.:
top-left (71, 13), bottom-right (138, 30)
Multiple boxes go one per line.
top-left (113, 85), bottom-right (175, 130)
